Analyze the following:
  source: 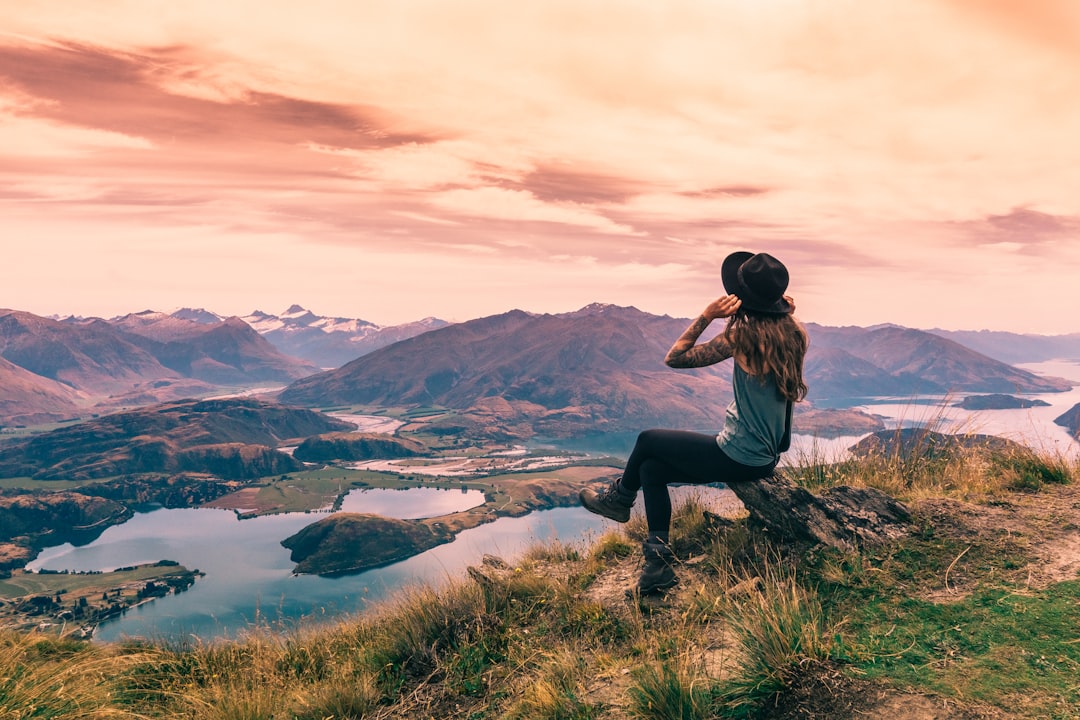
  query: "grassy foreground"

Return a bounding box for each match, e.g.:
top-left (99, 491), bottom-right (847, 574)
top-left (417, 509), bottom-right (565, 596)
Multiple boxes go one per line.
top-left (2, 439), bottom-right (1078, 719)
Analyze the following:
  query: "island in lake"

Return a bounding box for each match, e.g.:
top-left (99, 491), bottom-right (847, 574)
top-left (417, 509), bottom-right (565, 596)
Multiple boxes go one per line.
top-left (953, 394), bottom-right (1052, 410)
top-left (278, 464), bottom-right (607, 576)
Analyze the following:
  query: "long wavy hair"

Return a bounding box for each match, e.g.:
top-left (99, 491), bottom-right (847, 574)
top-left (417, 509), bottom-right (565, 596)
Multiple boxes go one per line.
top-left (723, 310), bottom-right (809, 402)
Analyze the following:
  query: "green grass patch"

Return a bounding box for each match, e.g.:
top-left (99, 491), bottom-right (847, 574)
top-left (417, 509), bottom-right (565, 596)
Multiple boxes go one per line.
top-left (247, 467), bottom-right (495, 514)
top-left (0, 564), bottom-right (193, 600)
top-left (791, 523), bottom-right (1080, 718)
top-left (838, 583), bottom-right (1080, 717)
top-left (0, 476), bottom-right (117, 490)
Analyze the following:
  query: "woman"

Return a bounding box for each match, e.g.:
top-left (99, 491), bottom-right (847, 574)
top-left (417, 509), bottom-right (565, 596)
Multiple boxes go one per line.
top-left (580, 251), bottom-right (808, 595)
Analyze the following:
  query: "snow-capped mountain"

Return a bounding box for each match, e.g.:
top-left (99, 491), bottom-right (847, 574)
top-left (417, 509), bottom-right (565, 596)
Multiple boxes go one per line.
top-left (236, 305), bottom-right (448, 369)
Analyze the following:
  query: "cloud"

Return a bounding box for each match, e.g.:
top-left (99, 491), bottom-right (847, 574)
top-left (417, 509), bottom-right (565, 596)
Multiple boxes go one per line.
top-left (517, 165), bottom-right (646, 205)
top-left (0, 40), bottom-right (434, 151)
top-left (428, 186), bottom-right (639, 235)
top-left (957, 207), bottom-right (1080, 255)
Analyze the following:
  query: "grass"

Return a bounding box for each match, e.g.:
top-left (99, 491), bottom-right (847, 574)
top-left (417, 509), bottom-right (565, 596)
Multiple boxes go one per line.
top-left (2, 441), bottom-right (1078, 718)
top-left (0, 632), bottom-right (159, 719)
top-left (784, 417), bottom-right (1075, 502)
top-left (0, 476), bottom-right (117, 491)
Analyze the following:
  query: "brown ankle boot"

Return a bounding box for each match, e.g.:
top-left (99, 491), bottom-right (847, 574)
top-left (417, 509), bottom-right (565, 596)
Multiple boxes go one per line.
top-left (579, 481), bottom-right (635, 523)
top-left (636, 539), bottom-right (678, 595)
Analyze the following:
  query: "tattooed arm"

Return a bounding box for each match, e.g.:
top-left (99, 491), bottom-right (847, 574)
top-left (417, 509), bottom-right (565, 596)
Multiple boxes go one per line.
top-left (664, 295), bottom-right (740, 369)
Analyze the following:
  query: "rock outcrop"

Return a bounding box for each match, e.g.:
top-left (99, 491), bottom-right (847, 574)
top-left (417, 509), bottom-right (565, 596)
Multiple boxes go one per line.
top-left (726, 473), bottom-right (911, 551)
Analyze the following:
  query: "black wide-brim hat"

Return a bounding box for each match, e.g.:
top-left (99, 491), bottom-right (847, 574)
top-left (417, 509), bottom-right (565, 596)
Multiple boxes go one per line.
top-left (721, 251), bottom-right (793, 315)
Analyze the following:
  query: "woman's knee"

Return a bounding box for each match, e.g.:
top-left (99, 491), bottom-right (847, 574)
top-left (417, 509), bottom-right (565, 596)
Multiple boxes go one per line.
top-left (638, 458), bottom-right (668, 490)
top-left (635, 429), bottom-right (668, 451)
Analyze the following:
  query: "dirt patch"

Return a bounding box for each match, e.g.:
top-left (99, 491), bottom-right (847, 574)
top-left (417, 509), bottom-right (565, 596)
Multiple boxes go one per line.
top-left (914, 484), bottom-right (1080, 594)
top-left (0, 542), bottom-right (31, 565)
top-left (764, 661), bottom-right (1008, 719)
top-left (203, 485), bottom-right (262, 512)
top-left (1038, 531), bottom-right (1080, 586)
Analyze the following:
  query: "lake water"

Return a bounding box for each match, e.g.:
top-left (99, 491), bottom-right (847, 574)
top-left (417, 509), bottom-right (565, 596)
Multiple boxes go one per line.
top-left (29, 503), bottom-right (610, 643)
top-left (783, 359), bottom-right (1080, 463)
top-left (337, 486), bottom-right (486, 516)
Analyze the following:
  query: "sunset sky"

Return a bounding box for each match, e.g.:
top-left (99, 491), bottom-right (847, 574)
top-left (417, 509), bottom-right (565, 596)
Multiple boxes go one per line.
top-left (2, 1), bottom-right (1079, 333)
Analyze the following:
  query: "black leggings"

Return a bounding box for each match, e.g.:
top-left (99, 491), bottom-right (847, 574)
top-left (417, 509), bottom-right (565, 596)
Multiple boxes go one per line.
top-left (620, 429), bottom-right (776, 532)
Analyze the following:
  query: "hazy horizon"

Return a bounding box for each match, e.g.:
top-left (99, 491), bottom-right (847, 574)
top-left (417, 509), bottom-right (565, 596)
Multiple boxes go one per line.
top-left (7, 300), bottom-right (1078, 338)
top-left (3, 1), bottom-right (1079, 333)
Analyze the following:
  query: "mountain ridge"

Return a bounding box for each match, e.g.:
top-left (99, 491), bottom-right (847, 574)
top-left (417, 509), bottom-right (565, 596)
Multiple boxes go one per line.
top-left (279, 305), bottom-right (1071, 439)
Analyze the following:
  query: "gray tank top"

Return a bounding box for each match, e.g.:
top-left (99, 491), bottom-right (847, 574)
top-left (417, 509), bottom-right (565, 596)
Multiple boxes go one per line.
top-left (716, 364), bottom-right (788, 466)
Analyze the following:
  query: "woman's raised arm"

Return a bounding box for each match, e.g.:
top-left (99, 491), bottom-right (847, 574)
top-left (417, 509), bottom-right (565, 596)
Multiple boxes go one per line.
top-left (664, 296), bottom-right (741, 368)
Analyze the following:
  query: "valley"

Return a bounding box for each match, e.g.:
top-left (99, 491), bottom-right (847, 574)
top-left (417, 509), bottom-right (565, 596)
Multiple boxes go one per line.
top-left (0, 302), bottom-right (1077, 641)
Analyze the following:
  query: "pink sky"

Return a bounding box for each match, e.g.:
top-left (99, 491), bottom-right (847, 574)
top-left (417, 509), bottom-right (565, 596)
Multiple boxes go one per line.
top-left (2, 0), bottom-right (1079, 333)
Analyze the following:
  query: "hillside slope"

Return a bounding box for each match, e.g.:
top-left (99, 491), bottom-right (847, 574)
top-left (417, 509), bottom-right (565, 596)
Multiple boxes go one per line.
top-left (805, 323), bottom-right (1071, 395)
top-left (280, 305), bottom-right (733, 436)
top-left (0, 309), bottom-right (179, 394)
top-left (7, 450), bottom-right (1077, 719)
top-left (280, 306), bottom-right (1071, 438)
top-left (0, 355), bottom-right (83, 425)
top-left (0, 397), bottom-right (353, 480)
top-left (105, 312), bottom-right (318, 383)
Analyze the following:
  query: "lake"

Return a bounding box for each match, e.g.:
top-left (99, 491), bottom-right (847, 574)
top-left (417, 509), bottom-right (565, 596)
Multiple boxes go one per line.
top-left (30, 502), bottom-right (609, 643)
top-left (783, 359), bottom-right (1080, 462)
top-left (337, 486), bottom-right (486, 516)
top-left (28, 483), bottom-right (744, 643)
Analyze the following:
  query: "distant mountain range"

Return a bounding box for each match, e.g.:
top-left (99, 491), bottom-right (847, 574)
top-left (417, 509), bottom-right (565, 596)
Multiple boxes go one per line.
top-left (924, 328), bottom-right (1080, 365)
top-left (803, 323), bottom-right (1070, 397)
top-left (0, 305), bottom-right (448, 425)
top-left (94, 311), bottom-right (317, 384)
top-left (281, 304), bottom-right (732, 438)
top-left (1, 304), bottom-right (1074, 435)
top-left (0, 307), bottom-right (317, 424)
top-left (280, 305), bottom-right (1073, 439)
top-left (178, 305), bottom-right (449, 369)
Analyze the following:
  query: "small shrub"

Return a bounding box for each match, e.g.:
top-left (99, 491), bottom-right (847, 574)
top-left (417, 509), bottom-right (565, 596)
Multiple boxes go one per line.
top-left (628, 654), bottom-right (714, 720)
top-left (994, 449), bottom-right (1073, 491)
top-left (291, 672), bottom-right (382, 719)
top-left (502, 652), bottom-right (597, 720)
top-left (718, 568), bottom-right (838, 714)
top-left (590, 531), bottom-right (635, 561)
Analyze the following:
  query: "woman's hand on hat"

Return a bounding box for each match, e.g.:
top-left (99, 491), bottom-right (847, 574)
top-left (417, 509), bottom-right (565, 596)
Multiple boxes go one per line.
top-left (704, 295), bottom-right (741, 320)
top-left (783, 295), bottom-right (796, 314)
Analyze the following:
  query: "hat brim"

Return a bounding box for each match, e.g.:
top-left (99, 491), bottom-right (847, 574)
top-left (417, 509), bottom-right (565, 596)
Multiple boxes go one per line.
top-left (721, 251), bottom-right (794, 315)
